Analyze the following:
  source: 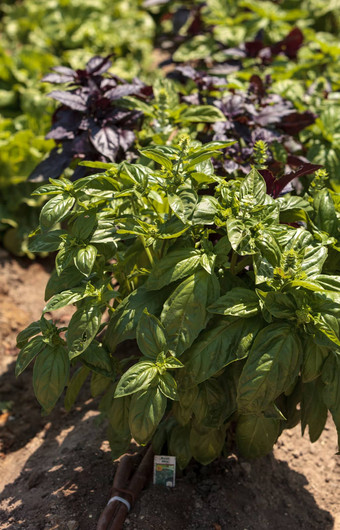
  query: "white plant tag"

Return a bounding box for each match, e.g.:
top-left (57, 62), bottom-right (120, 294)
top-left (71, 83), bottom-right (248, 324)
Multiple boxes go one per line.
top-left (153, 455), bottom-right (176, 487)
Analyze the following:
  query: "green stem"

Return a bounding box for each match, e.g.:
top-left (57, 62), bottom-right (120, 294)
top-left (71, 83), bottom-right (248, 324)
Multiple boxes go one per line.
top-left (141, 235), bottom-right (155, 267)
top-left (230, 250), bottom-right (238, 275)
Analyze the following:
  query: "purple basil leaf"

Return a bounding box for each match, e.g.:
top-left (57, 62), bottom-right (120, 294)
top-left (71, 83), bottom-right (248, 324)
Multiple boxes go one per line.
top-left (118, 129), bottom-right (136, 152)
top-left (105, 84), bottom-right (143, 101)
top-left (259, 169), bottom-right (276, 195)
top-left (286, 154), bottom-right (310, 166)
top-left (251, 128), bottom-right (282, 144)
top-left (270, 163), bottom-right (323, 198)
top-left (271, 28), bottom-right (304, 60)
top-left (28, 147), bottom-right (73, 182)
top-left (279, 111), bottom-right (316, 135)
top-left (72, 165), bottom-right (90, 181)
top-left (244, 41), bottom-right (264, 58)
top-left (208, 63), bottom-right (241, 75)
top-left (53, 66), bottom-right (76, 75)
top-left (90, 126), bottom-right (119, 160)
top-left (86, 55), bottom-right (112, 75)
top-left (42, 72), bottom-right (76, 84)
top-left (255, 103), bottom-right (293, 126)
top-left (49, 90), bottom-right (88, 111)
top-left (46, 110), bottom-right (82, 140)
top-left (72, 133), bottom-right (93, 158)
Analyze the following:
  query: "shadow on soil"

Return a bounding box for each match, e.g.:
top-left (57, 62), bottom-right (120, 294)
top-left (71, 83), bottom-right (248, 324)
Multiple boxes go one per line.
top-left (0, 362), bottom-right (334, 530)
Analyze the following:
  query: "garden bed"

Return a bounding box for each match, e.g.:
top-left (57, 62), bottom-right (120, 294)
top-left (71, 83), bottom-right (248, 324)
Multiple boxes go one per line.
top-left (0, 251), bottom-right (339, 530)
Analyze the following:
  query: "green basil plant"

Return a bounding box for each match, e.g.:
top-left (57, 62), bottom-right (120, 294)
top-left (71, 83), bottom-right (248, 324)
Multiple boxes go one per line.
top-left (16, 136), bottom-right (340, 466)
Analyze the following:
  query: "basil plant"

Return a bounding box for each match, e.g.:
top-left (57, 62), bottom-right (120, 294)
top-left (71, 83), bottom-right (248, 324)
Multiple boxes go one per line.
top-left (16, 137), bottom-right (340, 466)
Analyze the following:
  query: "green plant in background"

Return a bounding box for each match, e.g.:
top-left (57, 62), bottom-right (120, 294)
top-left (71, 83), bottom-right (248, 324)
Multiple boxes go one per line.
top-left (16, 133), bottom-right (340, 465)
top-left (0, 0), bottom-right (156, 254)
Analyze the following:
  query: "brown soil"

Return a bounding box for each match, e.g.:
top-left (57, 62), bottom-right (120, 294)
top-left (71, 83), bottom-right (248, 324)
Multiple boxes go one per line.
top-left (0, 250), bottom-right (339, 530)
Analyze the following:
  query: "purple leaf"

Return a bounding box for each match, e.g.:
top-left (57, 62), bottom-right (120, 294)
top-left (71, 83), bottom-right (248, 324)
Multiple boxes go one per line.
top-left (271, 28), bottom-right (304, 60)
top-left (119, 129), bottom-right (136, 152)
top-left (46, 110), bottom-right (82, 140)
top-left (105, 84), bottom-right (143, 100)
top-left (28, 147), bottom-right (73, 182)
top-left (90, 126), bottom-right (120, 160)
top-left (86, 55), bottom-right (112, 75)
top-left (279, 111), bottom-right (316, 135)
top-left (255, 103), bottom-right (293, 126)
top-left (262, 163), bottom-right (323, 197)
top-left (53, 66), bottom-right (76, 75)
top-left (245, 41), bottom-right (264, 58)
top-left (42, 73), bottom-right (75, 84)
top-left (49, 90), bottom-right (88, 111)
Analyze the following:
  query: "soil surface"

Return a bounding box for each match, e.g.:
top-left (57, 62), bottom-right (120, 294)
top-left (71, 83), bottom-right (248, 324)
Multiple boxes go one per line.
top-left (0, 249), bottom-right (339, 530)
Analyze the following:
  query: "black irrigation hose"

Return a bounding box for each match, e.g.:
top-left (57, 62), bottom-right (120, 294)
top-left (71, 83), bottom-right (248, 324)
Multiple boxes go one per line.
top-left (97, 446), bottom-right (154, 530)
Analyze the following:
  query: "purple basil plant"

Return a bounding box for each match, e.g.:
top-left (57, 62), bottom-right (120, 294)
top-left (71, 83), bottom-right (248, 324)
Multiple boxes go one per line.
top-left (29, 56), bottom-right (151, 182)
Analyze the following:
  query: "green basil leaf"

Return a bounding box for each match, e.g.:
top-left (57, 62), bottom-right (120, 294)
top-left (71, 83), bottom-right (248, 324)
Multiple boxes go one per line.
top-left (67, 305), bottom-right (102, 359)
top-left (192, 196), bottom-right (220, 226)
top-left (90, 372), bottom-right (111, 397)
top-left (185, 151), bottom-right (221, 171)
top-left (239, 168), bottom-right (266, 206)
top-left (257, 290), bottom-right (297, 320)
top-left (168, 186), bottom-right (198, 224)
top-left (107, 395), bottom-right (132, 458)
top-left (227, 218), bottom-right (255, 255)
top-left (158, 372), bottom-right (178, 400)
top-left (312, 275), bottom-right (340, 292)
top-left (45, 266), bottom-right (85, 301)
top-left (136, 310), bottom-right (167, 359)
top-left (194, 379), bottom-right (228, 428)
top-left (71, 211), bottom-right (97, 240)
top-left (80, 341), bottom-right (114, 378)
top-left (180, 105), bottom-right (226, 123)
top-left (208, 288), bottom-right (260, 317)
top-left (301, 337), bottom-right (329, 383)
top-left (322, 353), bottom-right (340, 446)
top-left (55, 246), bottom-right (77, 276)
top-left (43, 286), bottom-right (87, 313)
top-left (169, 424), bottom-right (192, 469)
top-left (314, 315), bottom-right (340, 348)
top-left (115, 361), bottom-right (158, 398)
top-left (74, 245), bottom-right (98, 276)
top-left (173, 385), bottom-right (198, 425)
top-left (105, 287), bottom-right (166, 352)
top-left (129, 387), bottom-right (167, 445)
top-left (236, 414), bottom-right (280, 458)
top-left (33, 344), bottom-right (69, 413)
top-left (28, 229), bottom-right (66, 253)
top-left (313, 188), bottom-right (338, 236)
top-left (184, 316), bottom-right (262, 384)
top-left (189, 424), bottom-right (225, 465)
top-left (200, 252), bottom-right (216, 274)
top-left (255, 231), bottom-right (281, 266)
top-left (16, 321), bottom-right (41, 348)
top-left (237, 323), bottom-right (302, 413)
top-left (107, 395), bottom-right (131, 434)
top-left (145, 248), bottom-right (201, 291)
top-left (161, 270), bottom-right (212, 357)
top-left (16, 336), bottom-right (45, 376)
top-left (301, 379), bottom-right (328, 443)
top-left (164, 357), bottom-right (184, 369)
top-left (39, 194), bottom-right (75, 231)
top-left (64, 366), bottom-right (90, 411)
top-left (140, 148), bottom-right (173, 170)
